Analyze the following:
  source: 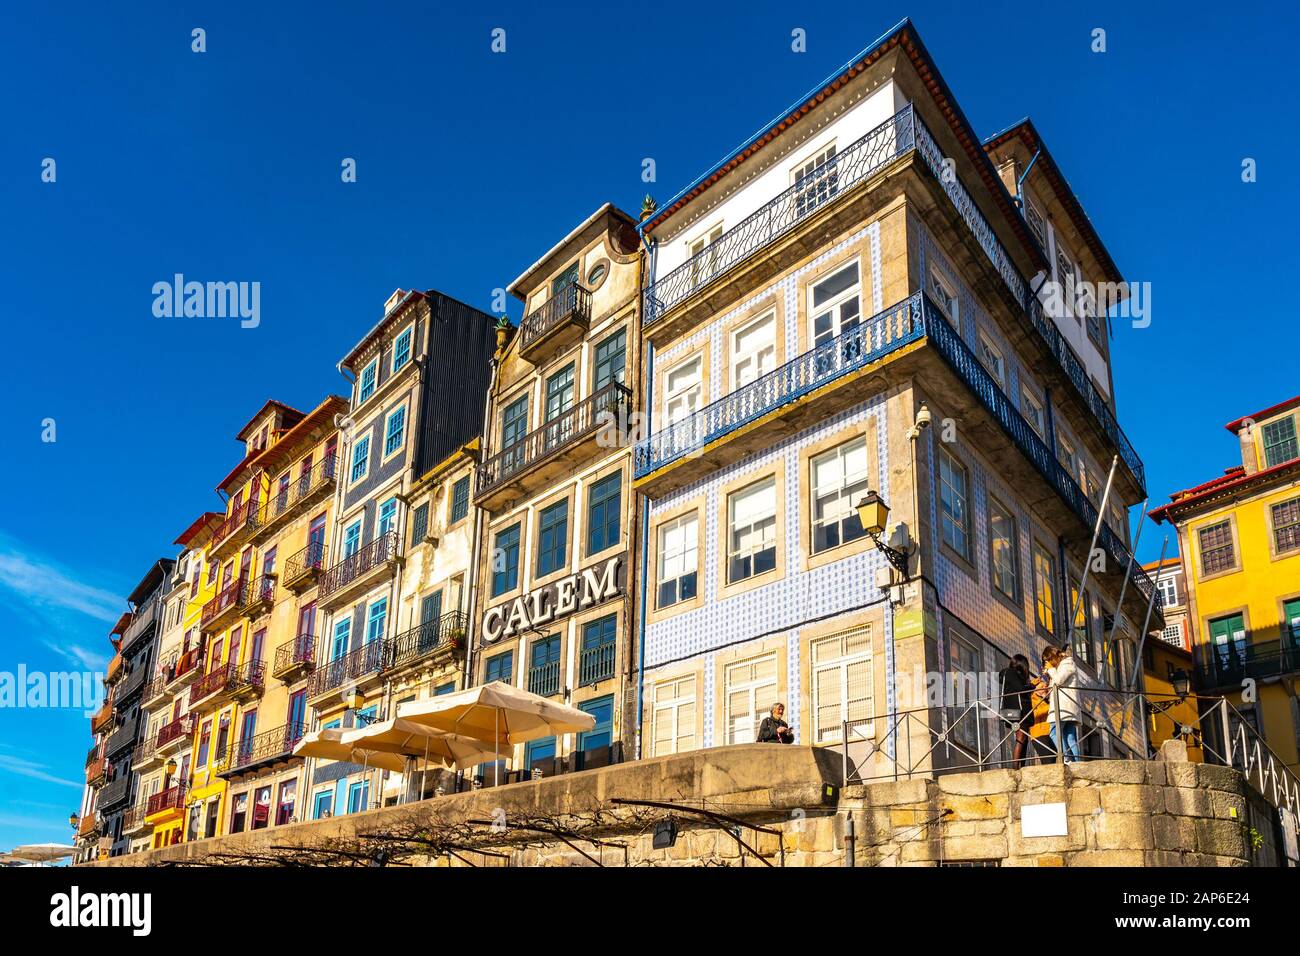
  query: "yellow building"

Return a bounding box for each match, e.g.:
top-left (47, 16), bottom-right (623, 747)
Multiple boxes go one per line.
top-left (1152, 395), bottom-right (1300, 775)
top-left (1139, 559), bottom-right (1201, 760)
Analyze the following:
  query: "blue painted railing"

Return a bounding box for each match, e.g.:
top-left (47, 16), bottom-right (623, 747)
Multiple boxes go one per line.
top-left (645, 103), bottom-right (1145, 493)
top-left (634, 293), bottom-right (926, 477)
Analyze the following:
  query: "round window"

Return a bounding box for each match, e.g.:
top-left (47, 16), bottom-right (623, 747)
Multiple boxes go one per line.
top-left (587, 262), bottom-right (608, 287)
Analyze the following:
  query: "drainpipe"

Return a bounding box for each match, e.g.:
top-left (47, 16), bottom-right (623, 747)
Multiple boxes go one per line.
top-left (1013, 150), bottom-right (1042, 211)
top-left (633, 237), bottom-right (657, 760)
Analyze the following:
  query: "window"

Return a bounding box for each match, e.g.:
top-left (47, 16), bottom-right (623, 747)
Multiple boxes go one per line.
top-left (1198, 521), bottom-right (1236, 576)
top-left (502, 395), bottom-right (529, 448)
top-left (724, 655), bottom-right (778, 744)
top-left (938, 449), bottom-right (970, 560)
top-left (544, 364), bottom-right (575, 422)
top-left (651, 676), bottom-right (696, 756)
top-left (359, 359), bottom-right (378, 403)
top-left (392, 326), bottom-right (413, 373)
top-left (1020, 386), bottom-right (1045, 438)
top-left (551, 261), bottom-right (579, 295)
top-left (1209, 614), bottom-right (1248, 671)
top-left (347, 780), bottom-right (370, 815)
top-left (343, 519), bottom-right (361, 558)
top-left (793, 144), bottom-right (838, 218)
top-left (1056, 433), bottom-right (1076, 477)
top-left (449, 475), bottom-right (470, 524)
top-left (665, 355), bottom-right (703, 424)
top-left (977, 329), bottom-right (1005, 387)
top-left (657, 513), bottom-right (698, 608)
top-left (810, 626), bottom-right (873, 743)
top-left (492, 523), bottom-right (521, 596)
top-left (1086, 309), bottom-right (1103, 349)
top-left (1069, 585), bottom-right (1092, 666)
top-left (1157, 575), bottom-right (1178, 610)
top-left (593, 330), bottom-right (626, 391)
top-left (197, 720), bottom-right (212, 768)
top-left (231, 792), bottom-right (249, 832)
top-left (525, 736), bottom-right (556, 774)
top-left (384, 405), bottom-right (406, 457)
top-left (1263, 416), bottom-right (1299, 468)
top-left (365, 597), bottom-right (388, 644)
top-left (928, 268), bottom-right (957, 322)
top-left (732, 312), bottom-right (776, 387)
top-left (1159, 623), bottom-right (1183, 647)
top-left (689, 224), bottom-right (723, 287)
top-left (485, 650), bottom-right (513, 685)
top-left (378, 497), bottom-right (398, 537)
top-left (276, 779), bottom-right (297, 826)
top-left (1025, 198), bottom-right (1047, 250)
top-left (331, 618), bottom-right (351, 661)
top-left (536, 500), bottom-right (568, 576)
top-left (811, 437), bottom-right (870, 554)
top-left (1056, 251), bottom-right (1076, 313)
top-left (1033, 543), bottom-right (1057, 634)
top-left (528, 635), bottom-right (561, 696)
top-left (350, 435), bottom-right (370, 483)
top-left (587, 473), bottom-right (621, 554)
top-left (727, 477), bottom-right (777, 583)
top-left (575, 695), bottom-right (614, 769)
top-left (1272, 497), bottom-right (1300, 555)
top-left (946, 628), bottom-right (982, 750)
top-left (579, 614), bottom-right (617, 685)
top-left (988, 499), bottom-right (1019, 600)
top-left (810, 262), bottom-right (861, 353)
top-left (410, 502), bottom-right (429, 546)
top-left (586, 262), bottom-right (607, 287)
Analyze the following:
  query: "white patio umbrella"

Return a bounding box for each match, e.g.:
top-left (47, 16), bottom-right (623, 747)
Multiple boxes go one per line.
top-left (8, 843), bottom-right (75, 864)
top-left (340, 717), bottom-right (503, 802)
top-left (396, 683), bottom-right (596, 785)
top-left (292, 727), bottom-right (408, 774)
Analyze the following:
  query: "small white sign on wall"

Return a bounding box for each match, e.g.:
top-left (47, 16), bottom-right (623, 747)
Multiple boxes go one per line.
top-left (1021, 802), bottom-right (1068, 838)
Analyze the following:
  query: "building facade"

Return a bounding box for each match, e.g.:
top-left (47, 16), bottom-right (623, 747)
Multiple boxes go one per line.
top-left (306, 288), bottom-right (495, 818)
top-left (1152, 395), bottom-right (1300, 776)
top-left (471, 204), bottom-right (643, 779)
top-left (633, 21), bottom-right (1158, 772)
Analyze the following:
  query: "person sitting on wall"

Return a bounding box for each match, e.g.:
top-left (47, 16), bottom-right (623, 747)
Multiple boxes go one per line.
top-left (757, 703), bottom-right (795, 744)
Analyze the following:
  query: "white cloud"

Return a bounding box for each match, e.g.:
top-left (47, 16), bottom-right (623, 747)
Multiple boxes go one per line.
top-left (0, 547), bottom-right (122, 624)
top-left (0, 753), bottom-right (83, 790)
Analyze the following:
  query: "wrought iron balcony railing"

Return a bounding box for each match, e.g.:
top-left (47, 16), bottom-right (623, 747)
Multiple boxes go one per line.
top-left (528, 660), bottom-right (561, 698)
top-left (255, 455), bottom-right (338, 535)
top-left (104, 715), bottom-right (138, 758)
top-left (210, 496), bottom-right (260, 554)
top-left (272, 632), bottom-right (316, 680)
top-left (98, 771), bottom-right (131, 810)
top-left (635, 294), bottom-right (924, 477)
top-left (77, 813), bottom-right (102, 839)
top-left (168, 645), bottom-right (206, 686)
top-left (520, 282), bottom-right (592, 352)
top-left (477, 381), bottom-right (633, 498)
top-left (223, 721), bottom-right (307, 775)
top-left (146, 782), bottom-right (188, 817)
top-left (1197, 633), bottom-right (1300, 689)
top-left (86, 754), bottom-right (108, 787)
top-left (189, 663), bottom-right (235, 709)
top-left (644, 102), bottom-right (1146, 494)
top-left (121, 594), bottom-right (160, 651)
top-left (225, 660), bottom-right (266, 701)
top-left (85, 744), bottom-right (101, 768)
top-left (318, 532), bottom-right (399, 601)
top-left (578, 641), bottom-right (616, 687)
top-left (115, 660), bottom-right (149, 703)
top-left (122, 801), bottom-right (154, 834)
top-left (141, 672), bottom-right (170, 707)
top-left (246, 574), bottom-right (276, 614)
top-left (309, 639), bottom-right (387, 698)
top-left (201, 577), bottom-right (251, 631)
top-left (156, 715), bottom-right (193, 752)
top-left (386, 611), bottom-right (467, 671)
top-left (284, 540), bottom-right (327, 591)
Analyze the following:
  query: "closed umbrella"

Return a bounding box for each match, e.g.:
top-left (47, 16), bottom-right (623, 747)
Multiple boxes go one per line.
top-left (397, 683), bottom-right (596, 785)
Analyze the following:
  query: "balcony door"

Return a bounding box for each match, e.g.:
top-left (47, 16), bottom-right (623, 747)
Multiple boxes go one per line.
top-left (297, 602), bottom-right (316, 642)
top-left (308, 513), bottom-right (327, 565)
top-left (544, 364), bottom-right (576, 451)
top-left (808, 261), bottom-right (861, 373)
top-left (575, 695), bottom-right (614, 770)
top-left (1209, 614), bottom-right (1247, 672)
top-left (500, 394), bottom-right (529, 474)
top-left (1286, 599), bottom-right (1300, 654)
top-left (286, 690), bottom-right (306, 737)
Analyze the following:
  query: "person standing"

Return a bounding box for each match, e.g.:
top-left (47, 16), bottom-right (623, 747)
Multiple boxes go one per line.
top-left (1045, 647), bottom-right (1082, 762)
top-left (999, 654), bottom-right (1036, 768)
top-left (757, 703), bottom-right (795, 744)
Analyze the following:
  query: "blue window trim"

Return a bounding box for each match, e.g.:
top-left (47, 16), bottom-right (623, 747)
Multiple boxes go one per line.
top-left (351, 435), bottom-right (370, 483)
top-left (587, 473), bottom-right (622, 554)
top-left (359, 359), bottom-right (378, 403)
top-left (384, 405), bottom-right (406, 456)
top-left (392, 327), bottom-right (413, 373)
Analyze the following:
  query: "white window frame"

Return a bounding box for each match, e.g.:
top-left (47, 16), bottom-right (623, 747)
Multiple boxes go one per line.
top-left (358, 358), bottom-right (378, 404)
top-left (391, 324), bottom-right (414, 374)
top-left (723, 653), bottom-right (779, 745)
top-left (349, 434), bottom-right (371, 486)
top-left (727, 477), bottom-right (777, 584)
top-left (665, 354), bottom-right (703, 426)
top-left (808, 261), bottom-right (862, 349)
top-left (976, 327), bottom-right (1005, 388)
top-left (382, 403), bottom-right (408, 462)
top-left (656, 513), bottom-right (699, 609)
top-left (809, 626), bottom-right (874, 744)
top-left (650, 675), bottom-right (696, 757)
top-left (731, 310), bottom-right (776, 388)
top-left (1020, 385), bottom-right (1046, 438)
top-left (688, 223), bottom-right (724, 287)
top-left (810, 436), bottom-right (870, 555)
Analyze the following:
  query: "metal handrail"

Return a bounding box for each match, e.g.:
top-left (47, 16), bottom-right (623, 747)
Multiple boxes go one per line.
top-left (387, 611), bottom-right (468, 670)
top-left (226, 721), bottom-right (307, 772)
top-left (318, 532), bottom-right (399, 600)
top-left (578, 642), bottom-right (616, 686)
top-left (258, 455), bottom-right (338, 530)
top-left (478, 381), bottom-right (633, 496)
top-left (273, 632), bottom-right (317, 676)
top-left (309, 639), bottom-right (387, 697)
top-left (201, 577), bottom-right (250, 627)
top-left (520, 283), bottom-right (592, 350)
top-left (528, 660), bottom-right (561, 698)
top-left (285, 539), bottom-right (328, 583)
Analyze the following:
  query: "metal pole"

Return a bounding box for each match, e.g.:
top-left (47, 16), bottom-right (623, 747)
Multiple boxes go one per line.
top-left (1052, 686), bottom-right (1064, 765)
top-left (841, 719), bottom-right (849, 787)
top-left (1121, 535), bottom-right (1169, 756)
top-left (1067, 456), bottom-right (1119, 645)
top-left (845, 815), bottom-right (856, 868)
top-left (1103, 499), bottom-right (1148, 666)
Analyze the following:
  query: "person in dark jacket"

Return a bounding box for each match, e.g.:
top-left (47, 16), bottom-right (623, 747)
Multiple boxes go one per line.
top-left (757, 703), bottom-right (794, 744)
top-left (999, 654), bottom-right (1035, 768)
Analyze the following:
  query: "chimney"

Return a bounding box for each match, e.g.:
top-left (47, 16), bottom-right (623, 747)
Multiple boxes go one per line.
top-left (1237, 420), bottom-right (1259, 476)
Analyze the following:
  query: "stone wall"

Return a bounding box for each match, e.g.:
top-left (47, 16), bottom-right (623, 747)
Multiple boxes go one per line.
top-left (91, 742), bottom-right (1282, 867)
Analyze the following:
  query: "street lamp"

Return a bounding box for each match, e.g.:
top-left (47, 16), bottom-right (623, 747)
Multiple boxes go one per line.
top-left (855, 491), bottom-right (909, 575)
top-left (164, 757), bottom-right (177, 779)
top-left (68, 812), bottom-right (78, 830)
top-left (1171, 670), bottom-right (1192, 699)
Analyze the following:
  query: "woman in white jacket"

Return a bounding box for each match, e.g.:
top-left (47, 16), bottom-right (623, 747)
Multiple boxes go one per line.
top-left (1044, 646), bottom-right (1082, 762)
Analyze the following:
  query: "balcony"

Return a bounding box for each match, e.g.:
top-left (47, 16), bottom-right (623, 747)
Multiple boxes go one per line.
top-left (386, 611), bottom-right (467, 673)
top-left (209, 497), bottom-right (261, 558)
top-left (115, 661), bottom-right (149, 705)
top-left (283, 540), bottom-right (327, 593)
top-left (132, 733), bottom-right (162, 772)
top-left (643, 103), bottom-right (1145, 496)
top-left (122, 802), bottom-right (153, 836)
top-left (528, 660), bottom-right (561, 698)
top-left (104, 715), bottom-right (138, 759)
top-left (578, 641), bottom-right (616, 687)
top-left (104, 653), bottom-right (123, 686)
top-left (76, 813), bottom-right (101, 840)
top-left (1197, 633), bottom-right (1300, 690)
top-left (121, 596), bottom-right (160, 652)
top-left (155, 716), bottom-right (194, 760)
top-left (476, 381), bottom-right (633, 510)
top-left (99, 770), bottom-right (131, 811)
top-left (225, 660), bottom-right (266, 703)
top-left (318, 531), bottom-right (400, 608)
top-left (244, 574), bottom-right (277, 618)
top-left (220, 722), bottom-right (307, 777)
top-left (86, 754), bottom-right (108, 788)
top-left (146, 782), bottom-right (188, 818)
top-left (188, 663), bottom-right (235, 714)
top-left (167, 645), bottom-right (206, 690)
top-left (141, 672), bottom-right (171, 709)
top-left (90, 699), bottom-right (114, 736)
top-left (308, 639), bottom-right (386, 702)
top-left (251, 455), bottom-right (338, 541)
top-left (519, 282), bottom-right (592, 362)
top-left (634, 293), bottom-right (1157, 619)
top-left (201, 578), bottom-right (252, 634)
top-left (272, 633), bottom-right (316, 683)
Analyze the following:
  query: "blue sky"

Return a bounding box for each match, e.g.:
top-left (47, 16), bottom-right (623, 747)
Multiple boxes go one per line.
top-left (1, 2), bottom-right (1295, 849)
